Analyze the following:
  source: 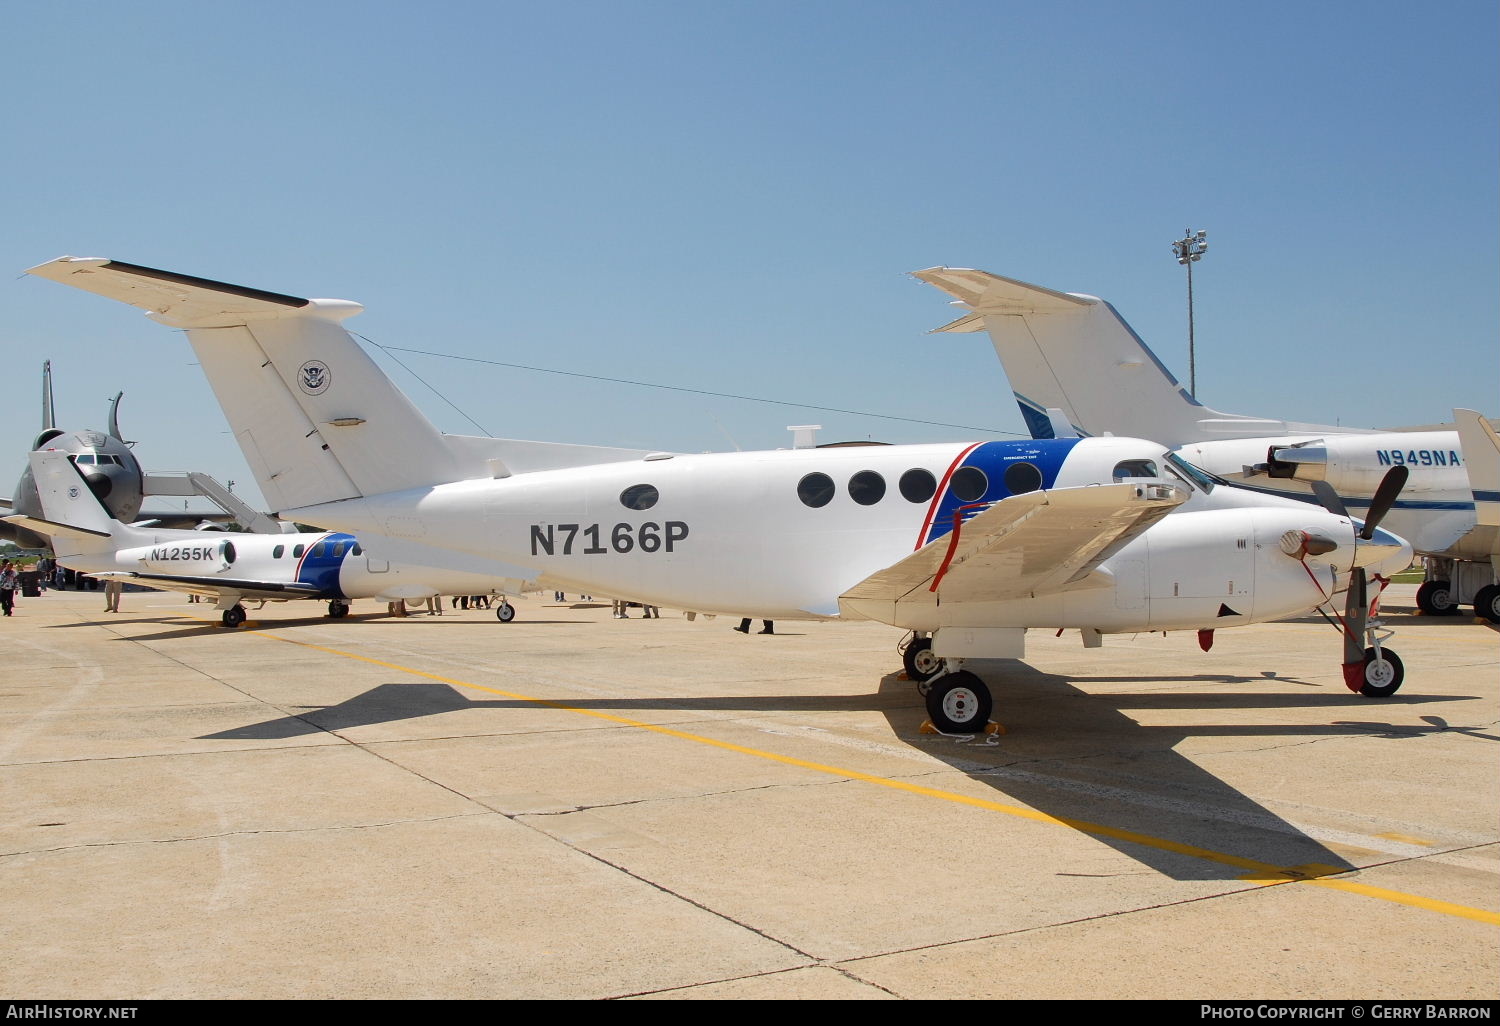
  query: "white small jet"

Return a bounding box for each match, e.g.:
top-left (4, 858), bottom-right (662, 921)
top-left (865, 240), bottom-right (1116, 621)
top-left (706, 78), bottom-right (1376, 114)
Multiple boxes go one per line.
top-left (8, 448), bottom-right (534, 627)
top-left (26, 257), bottom-right (1415, 730)
top-left (913, 267), bottom-right (1499, 621)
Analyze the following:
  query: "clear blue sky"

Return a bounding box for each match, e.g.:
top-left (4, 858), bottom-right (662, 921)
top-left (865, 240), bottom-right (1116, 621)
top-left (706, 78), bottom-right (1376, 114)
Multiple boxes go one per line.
top-left (4, 0), bottom-right (1495, 511)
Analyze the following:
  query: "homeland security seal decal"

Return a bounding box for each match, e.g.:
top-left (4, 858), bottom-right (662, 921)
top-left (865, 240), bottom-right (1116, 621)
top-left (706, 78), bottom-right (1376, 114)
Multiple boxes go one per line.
top-left (298, 360), bottom-right (332, 396)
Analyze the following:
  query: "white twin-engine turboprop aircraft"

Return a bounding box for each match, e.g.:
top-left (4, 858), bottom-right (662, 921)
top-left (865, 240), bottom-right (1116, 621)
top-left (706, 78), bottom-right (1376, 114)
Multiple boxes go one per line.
top-left (26, 257), bottom-right (1415, 732)
top-left (8, 448), bottom-right (533, 627)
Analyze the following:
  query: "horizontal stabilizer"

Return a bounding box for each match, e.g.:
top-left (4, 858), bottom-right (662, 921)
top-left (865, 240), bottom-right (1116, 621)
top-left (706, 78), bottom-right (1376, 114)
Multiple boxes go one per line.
top-left (25, 257), bottom-right (316, 329)
top-left (2, 513), bottom-right (110, 542)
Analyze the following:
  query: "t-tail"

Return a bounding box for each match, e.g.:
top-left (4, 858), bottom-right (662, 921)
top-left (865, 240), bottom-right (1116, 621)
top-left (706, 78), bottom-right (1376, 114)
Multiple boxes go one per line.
top-left (911, 267), bottom-right (1351, 448)
top-left (26, 257), bottom-right (656, 514)
top-left (3, 450), bottom-right (140, 558)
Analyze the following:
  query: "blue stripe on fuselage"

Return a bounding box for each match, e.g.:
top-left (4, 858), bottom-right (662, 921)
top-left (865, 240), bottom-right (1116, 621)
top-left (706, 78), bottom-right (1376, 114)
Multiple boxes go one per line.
top-left (922, 438), bottom-right (1082, 546)
top-left (294, 532), bottom-right (356, 597)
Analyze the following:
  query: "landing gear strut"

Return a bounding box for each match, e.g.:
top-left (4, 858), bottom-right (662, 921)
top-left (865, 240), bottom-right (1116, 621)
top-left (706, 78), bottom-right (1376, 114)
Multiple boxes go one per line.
top-left (221, 604), bottom-right (246, 628)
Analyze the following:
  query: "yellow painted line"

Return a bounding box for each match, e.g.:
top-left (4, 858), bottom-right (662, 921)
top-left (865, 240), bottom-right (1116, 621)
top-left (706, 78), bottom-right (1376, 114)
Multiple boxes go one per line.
top-left (224, 621), bottom-right (1499, 927)
top-left (1376, 831), bottom-right (1438, 847)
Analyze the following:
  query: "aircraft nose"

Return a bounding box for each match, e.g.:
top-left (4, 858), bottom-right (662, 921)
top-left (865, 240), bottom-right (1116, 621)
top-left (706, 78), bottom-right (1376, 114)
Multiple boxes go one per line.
top-left (82, 470), bottom-right (113, 500)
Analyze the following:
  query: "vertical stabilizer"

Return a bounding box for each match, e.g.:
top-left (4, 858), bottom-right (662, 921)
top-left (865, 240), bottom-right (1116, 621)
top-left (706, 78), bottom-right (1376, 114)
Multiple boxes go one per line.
top-left (41, 360), bottom-right (55, 432)
top-left (912, 267), bottom-right (1339, 446)
top-left (1455, 408), bottom-right (1500, 535)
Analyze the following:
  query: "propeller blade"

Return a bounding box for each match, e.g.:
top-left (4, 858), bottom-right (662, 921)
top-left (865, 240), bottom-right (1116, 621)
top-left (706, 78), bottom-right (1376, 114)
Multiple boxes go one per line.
top-left (1310, 480), bottom-right (1348, 519)
top-left (1361, 465), bottom-right (1409, 539)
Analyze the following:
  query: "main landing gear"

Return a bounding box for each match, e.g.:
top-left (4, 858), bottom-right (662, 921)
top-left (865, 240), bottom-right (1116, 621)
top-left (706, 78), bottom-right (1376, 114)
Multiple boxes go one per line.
top-left (924, 669), bottom-right (994, 733)
top-left (495, 600), bottom-right (516, 622)
top-left (221, 604), bottom-right (247, 629)
top-left (327, 600), bottom-right (351, 619)
top-left (900, 634), bottom-right (943, 689)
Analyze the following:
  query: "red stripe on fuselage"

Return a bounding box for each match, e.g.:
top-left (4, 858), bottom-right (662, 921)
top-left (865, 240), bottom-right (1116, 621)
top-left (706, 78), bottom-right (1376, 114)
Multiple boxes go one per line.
top-left (915, 442), bottom-right (983, 551)
top-left (292, 533), bottom-right (331, 582)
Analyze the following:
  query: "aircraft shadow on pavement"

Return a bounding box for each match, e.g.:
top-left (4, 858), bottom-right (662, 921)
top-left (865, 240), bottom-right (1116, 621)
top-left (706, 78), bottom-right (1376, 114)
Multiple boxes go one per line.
top-left (64, 614), bottom-right (588, 642)
top-left (200, 663), bottom-right (1483, 884)
top-left (876, 660), bottom-right (1484, 883)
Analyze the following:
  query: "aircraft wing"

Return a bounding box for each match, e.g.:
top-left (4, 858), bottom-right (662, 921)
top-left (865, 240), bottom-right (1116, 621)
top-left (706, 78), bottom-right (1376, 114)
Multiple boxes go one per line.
top-left (839, 482), bottom-right (1186, 621)
top-left (89, 571), bottom-right (324, 603)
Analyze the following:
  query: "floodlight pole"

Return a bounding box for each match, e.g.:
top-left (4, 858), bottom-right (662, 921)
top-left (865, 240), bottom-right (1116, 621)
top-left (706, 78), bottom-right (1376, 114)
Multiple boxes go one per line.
top-left (1172, 228), bottom-right (1208, 397)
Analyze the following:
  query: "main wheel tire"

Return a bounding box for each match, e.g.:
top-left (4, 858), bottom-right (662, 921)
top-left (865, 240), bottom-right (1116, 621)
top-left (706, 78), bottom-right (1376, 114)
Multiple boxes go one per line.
top-left (222, 605), bottom-right (246, 629)
top-left (327, 600), bottom-right (350, 618)
top-left (902, 637), bottom-right (943, 683)
top-left (1416, 580), bottom-right (1459, 616)
top-left (924, 671), bottom-right (993, 733)
top-left (1358, 647), bottom-right (1404, 697)
top-left (1472, 584), bottom-right (1500, 624)
top-left (495, 601), bottom-right (516, 623)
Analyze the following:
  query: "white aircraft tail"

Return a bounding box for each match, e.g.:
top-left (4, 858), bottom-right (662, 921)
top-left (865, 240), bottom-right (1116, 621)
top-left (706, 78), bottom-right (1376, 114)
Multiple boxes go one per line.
top-left (1455, 408), bottom-right (1500, 534)
top-left (912, 267), bottom-right (1347, 447)
top-left (4, 450), bottom-right (141, 558)
top-left (27, 257), bottom-right (654, 513)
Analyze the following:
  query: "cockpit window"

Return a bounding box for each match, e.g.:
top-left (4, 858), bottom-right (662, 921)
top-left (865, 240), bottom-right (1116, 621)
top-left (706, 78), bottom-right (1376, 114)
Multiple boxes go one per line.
top-left (1164, 452), bottom-right (1220, 493)
top-left (1112, 459), bottom-right (1158, 480)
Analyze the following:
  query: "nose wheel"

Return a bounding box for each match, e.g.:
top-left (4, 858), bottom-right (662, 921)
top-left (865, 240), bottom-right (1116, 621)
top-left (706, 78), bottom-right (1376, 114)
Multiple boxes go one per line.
top-left (495, 601), bottom-right (516, 622)
top-left (1355, 647), bottom-right (1404, 698)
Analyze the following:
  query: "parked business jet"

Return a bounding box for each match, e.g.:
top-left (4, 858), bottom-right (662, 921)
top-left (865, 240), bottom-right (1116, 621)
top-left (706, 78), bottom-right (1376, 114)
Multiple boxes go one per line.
top-left (8, 448), bottom-right (534, 626)
top-left (26, 257), bottom-right (1415, 731)
top-left (913, 267), bottom-right (1498, 621)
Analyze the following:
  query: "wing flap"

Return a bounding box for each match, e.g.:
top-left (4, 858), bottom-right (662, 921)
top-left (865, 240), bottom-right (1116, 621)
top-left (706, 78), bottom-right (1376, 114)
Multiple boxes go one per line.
top-left (840, 482), bottom-right (1185, 620)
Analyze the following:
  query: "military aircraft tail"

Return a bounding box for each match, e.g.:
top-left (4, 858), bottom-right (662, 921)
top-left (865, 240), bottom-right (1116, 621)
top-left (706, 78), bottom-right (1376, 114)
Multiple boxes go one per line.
top-left (912, 267), bottom-right (1350, 447)
top-left (26, 257), bottom-right (653, 514)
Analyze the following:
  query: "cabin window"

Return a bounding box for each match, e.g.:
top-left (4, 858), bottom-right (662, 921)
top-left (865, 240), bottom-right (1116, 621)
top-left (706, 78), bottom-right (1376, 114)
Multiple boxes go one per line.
top-left (899, 468), bottom-right (936, 503)
top-left (312, 542), bottom-right (325, 557)
top-left (1112, 459), bottom-right (1158, 480)
top-left (848, 471), bottom-right (886, 506)
top-left (273, 545), bottom-right (285, 559)
top-left (951, 466), bottom-right (988, 502)
top-left (1004, 462), bottom-right (1044, 494)
top-left (332, 542), bottom-right (346, 557)
top-left (352, 543), bottom-right (363, 556)
top-left (221, 541), bottom-right (236, 565)
top-left (620, 484), bottom-right (659, 511)
top-left (797, 472), bottom-right (836, 508)
top-left (293, 544), bottom-right (305, 558)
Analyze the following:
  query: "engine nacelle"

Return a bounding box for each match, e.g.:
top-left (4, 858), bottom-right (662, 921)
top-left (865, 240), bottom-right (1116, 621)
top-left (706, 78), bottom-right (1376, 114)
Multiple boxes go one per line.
top-left (1265, 432), bottom-right (1467, 494)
